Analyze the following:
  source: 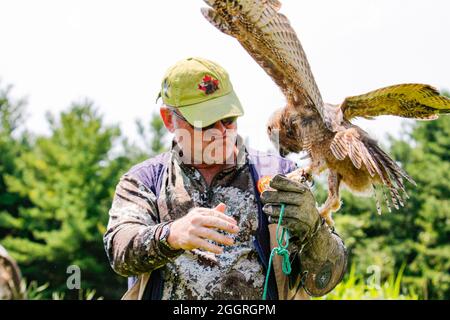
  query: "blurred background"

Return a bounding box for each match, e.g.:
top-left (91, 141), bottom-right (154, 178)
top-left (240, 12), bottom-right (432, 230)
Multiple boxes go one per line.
top-left (0, 0), bottom-right (448, 299)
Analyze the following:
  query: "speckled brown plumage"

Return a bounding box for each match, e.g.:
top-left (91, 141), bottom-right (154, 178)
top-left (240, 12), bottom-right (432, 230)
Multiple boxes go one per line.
top-left (201, 0), bottom-right (450, 226)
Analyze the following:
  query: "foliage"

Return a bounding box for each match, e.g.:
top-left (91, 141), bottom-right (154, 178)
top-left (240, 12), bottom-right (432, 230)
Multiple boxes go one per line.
top-left (20, 278), bottom-right (103, 300)
top-left (386, 113), bottom-right (450, 299)
top-left (51, 288), bottom-right (103, 300)
top-left (317, 264), bottom-right (419, 300)
top-left (0, 84), bottom-right (31, 240)
top-left (136, 112), bottom-right (168, 157)
top-left (0, 98), bottom-right (135, 298)
top-left (21, 280), bottom-right (49, 300)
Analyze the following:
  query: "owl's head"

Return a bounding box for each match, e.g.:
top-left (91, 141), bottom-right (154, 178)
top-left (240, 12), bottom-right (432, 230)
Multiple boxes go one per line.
top-left (267, 107), bottom-right (303, 157)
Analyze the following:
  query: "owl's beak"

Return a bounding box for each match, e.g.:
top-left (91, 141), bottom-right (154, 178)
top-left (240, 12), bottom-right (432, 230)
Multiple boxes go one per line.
top-left (279, 148), bottom-right (289, 157)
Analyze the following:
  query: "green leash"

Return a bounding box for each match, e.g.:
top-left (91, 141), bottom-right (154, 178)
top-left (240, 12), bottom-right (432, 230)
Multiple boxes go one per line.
top-left (262, 203), bottom-right (292, 300)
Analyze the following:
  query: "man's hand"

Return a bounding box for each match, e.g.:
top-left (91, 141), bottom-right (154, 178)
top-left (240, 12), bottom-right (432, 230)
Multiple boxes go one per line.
top-left (168, 203), bottom-right (240, 254)
top-left (261, 174), bottom-right (321, 245)
top-left (261, 174), bottom-right (348, 296)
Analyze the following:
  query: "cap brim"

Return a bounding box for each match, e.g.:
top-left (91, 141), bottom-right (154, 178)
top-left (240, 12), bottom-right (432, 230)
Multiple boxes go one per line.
top-left (177, 90), bottom-right (244, 128)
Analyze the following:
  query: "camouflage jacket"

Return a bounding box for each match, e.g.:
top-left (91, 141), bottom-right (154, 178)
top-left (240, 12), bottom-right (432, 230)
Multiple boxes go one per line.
top-left (104, 145), bottom-right (296, 300)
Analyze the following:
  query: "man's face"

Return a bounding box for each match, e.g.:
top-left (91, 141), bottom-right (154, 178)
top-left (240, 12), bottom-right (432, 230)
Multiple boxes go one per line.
top-left (160, 106), bottom-right (239, 165)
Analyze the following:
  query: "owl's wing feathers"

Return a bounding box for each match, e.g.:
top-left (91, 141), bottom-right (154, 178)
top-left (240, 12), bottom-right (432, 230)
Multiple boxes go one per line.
top-left (341, 84), bottom-right (450, 121)
top-left (201, 0), bottom-right (325, 118)
top-left (324, 104), bottom-right (415, 209)
top-left (201, 1), bottom-right (421, 213)
top-left (330, 126), bottom-right (416, 212)
top-left (328, 83), bottom-right (450, 211)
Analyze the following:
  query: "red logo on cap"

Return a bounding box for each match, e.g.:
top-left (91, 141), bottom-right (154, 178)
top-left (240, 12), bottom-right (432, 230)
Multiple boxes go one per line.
top-left (198, 75), bottom-right (219, 95)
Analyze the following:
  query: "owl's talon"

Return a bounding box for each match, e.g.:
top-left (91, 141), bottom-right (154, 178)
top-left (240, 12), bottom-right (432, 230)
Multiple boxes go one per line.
top-left (300, 169), bottom-right (312, 184)
top-left (286, 168), bottom-right (313, 185)
top-left (319, 208), bottom-right (335, 228)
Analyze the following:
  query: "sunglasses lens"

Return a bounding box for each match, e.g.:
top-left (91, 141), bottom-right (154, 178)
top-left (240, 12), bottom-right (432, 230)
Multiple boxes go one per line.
top-left (222, 117), bottom-right (237, 126)
top-left (200, 123), bottom-right (215, 130)
top-left (174, 109), bottom-right (237, 130)
top-left (195, 118), bottom-right (237, 130)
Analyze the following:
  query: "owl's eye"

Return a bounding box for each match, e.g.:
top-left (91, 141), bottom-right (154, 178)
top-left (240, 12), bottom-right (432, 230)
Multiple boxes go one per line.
top-left (287, 127), bottom-right (294, 136)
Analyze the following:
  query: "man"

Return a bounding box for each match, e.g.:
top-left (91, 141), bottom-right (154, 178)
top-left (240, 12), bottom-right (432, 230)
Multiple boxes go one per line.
top-left (103, 57), bottom-right (347, 300)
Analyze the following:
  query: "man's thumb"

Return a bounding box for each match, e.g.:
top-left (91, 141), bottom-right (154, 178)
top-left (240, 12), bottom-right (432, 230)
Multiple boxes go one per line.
top-left (214, 203), bottom-right (227, 213)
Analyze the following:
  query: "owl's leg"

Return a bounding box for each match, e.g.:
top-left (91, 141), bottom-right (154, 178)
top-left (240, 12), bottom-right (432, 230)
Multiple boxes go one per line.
top-left (299, 166), bottom-right (313, 183)
top-left (286, 166), bottom-right (313, 184)
top-left (319, 171), bottom-right (342, 227)
top-left (286, 158), bottom-right (324, 184)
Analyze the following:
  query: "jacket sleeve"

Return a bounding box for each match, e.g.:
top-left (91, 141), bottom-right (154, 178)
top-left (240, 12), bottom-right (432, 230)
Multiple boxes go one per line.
top-left (103, 174), bottom-right (183, 277)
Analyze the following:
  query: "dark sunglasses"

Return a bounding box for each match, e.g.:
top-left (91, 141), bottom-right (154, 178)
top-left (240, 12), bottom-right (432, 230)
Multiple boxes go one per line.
top-left (170, 108), bottom-right (237, 130)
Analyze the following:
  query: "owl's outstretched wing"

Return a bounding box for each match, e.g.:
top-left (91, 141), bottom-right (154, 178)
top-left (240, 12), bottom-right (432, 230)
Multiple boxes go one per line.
top-left (201, 0), bottom-right (325, 118)
top-left (341, 84), bottom-right (450, 121)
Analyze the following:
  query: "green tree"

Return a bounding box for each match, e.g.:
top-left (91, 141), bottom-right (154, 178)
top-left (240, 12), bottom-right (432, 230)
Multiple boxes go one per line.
top-left (1, 101), bottom-right (135, 298)
top-left (0, 84), bottom-right (31, 240)
top-left (136, 112), bottom-right (168, 159)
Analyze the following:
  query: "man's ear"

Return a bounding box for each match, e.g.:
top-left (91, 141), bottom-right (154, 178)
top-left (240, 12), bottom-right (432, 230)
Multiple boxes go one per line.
top-left (160, 105), bottom-right (176, 133)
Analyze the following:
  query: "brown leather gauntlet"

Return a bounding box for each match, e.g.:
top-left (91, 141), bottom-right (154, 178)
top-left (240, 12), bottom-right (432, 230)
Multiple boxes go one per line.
top-left (298, 221), bottom-right (348, 297)
top-left (261, 174), bottom-right (348, 297)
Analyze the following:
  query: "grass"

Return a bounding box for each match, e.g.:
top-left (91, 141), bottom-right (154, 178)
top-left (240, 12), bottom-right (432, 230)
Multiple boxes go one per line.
top-left (19, 263), bottom-right (418, 300)
top-left (315, 264), bottom-right (420, 300)
top-left (19, 279), bottom-right (103, 300)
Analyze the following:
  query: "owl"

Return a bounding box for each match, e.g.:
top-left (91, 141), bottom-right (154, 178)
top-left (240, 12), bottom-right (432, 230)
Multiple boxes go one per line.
top-left (201, 0), bottom-right (450, 226)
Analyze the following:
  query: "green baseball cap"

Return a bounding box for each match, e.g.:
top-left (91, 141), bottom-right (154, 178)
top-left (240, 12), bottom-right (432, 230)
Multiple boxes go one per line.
top-left (157, 57), bottom-right (244, 128)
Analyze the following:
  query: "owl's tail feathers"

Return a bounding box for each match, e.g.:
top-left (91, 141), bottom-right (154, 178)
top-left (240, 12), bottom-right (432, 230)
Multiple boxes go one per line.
top-left (370, 143), bottom-right (416, 213)
top-left (330, 128), bottom-right (416, 214)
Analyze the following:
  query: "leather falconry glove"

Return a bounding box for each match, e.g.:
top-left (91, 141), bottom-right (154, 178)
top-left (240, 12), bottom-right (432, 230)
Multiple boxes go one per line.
top-left (261, 174), bottom-right (320, 245)
top-left (261, 174), bottom-right (348, 297)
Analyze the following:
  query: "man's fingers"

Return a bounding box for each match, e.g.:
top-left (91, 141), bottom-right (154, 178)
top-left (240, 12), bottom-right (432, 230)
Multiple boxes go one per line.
top-left (263, 204), bottom-right (302, 219)
top-left (205, 209), bottom-right (238, 225)
top-left (214, 203), bottom-right (227, 213)
top-left (263, 204), bottom-right (318, 226)
top-left (200, 216), bottom-right (240, 234)
top-left (260, 190), bottom-right (304, 206)
top-left (191, 238), bottom-right (224, 255)
top-left (267, 215), bottom-right (299, 226)
top-left (269, 174), bottom-right (308, 193)
top-left (196, 227), bottom-right (234, 246)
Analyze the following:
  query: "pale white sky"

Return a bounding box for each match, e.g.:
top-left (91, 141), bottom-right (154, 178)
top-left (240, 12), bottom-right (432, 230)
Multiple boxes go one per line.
top-left (0, 0), bottom-right (449, 153)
